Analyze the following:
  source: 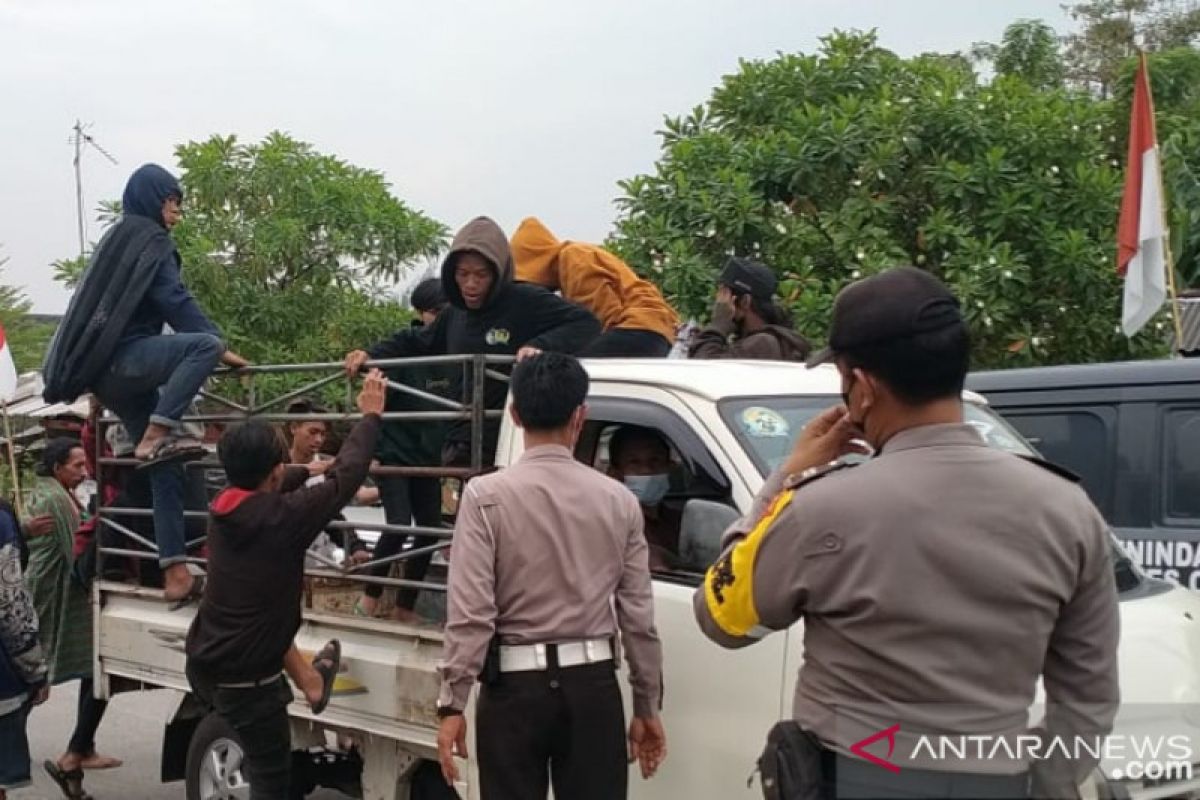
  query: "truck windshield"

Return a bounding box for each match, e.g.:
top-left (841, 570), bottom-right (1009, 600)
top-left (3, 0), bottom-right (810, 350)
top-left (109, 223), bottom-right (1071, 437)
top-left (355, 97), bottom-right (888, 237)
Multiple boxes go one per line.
top-left (720, 395), bottom-right (1034, 477)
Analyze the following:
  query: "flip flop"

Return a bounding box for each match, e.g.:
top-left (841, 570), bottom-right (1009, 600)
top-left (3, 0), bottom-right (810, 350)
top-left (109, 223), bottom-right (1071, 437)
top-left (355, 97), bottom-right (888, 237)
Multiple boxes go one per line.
top-left (136, 436), bottom-right (207, 470)
top-left (310, 639), bottom-right (341, 715)
top-left (43, 760), bottom-right (93, 800)
top-left (167, 574), bottom-right (205, 612)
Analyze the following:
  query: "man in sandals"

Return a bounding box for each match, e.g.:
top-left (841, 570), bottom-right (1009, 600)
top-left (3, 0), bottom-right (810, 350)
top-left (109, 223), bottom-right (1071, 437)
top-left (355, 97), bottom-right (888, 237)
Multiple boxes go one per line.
top-left (185, 370), bottom-right (386, 799)
top-left (42, 163), bottom-right (249, 604)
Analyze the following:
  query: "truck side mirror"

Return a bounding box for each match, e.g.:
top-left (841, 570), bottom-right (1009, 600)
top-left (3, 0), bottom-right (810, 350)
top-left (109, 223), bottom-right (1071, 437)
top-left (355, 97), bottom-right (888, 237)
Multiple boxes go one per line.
top-left (679, 499), bottom-right (740, 573)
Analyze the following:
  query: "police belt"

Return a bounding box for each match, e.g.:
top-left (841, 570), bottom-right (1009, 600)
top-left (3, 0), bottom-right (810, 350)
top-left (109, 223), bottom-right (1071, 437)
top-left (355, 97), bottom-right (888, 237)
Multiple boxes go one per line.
top-left (498, 639), bottom-right (613, 673)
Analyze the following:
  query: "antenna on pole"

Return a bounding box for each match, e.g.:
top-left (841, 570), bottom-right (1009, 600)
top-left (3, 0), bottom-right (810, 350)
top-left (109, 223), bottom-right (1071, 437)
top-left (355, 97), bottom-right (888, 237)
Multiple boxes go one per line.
top-left (70, 120), bottom-right (118, 259)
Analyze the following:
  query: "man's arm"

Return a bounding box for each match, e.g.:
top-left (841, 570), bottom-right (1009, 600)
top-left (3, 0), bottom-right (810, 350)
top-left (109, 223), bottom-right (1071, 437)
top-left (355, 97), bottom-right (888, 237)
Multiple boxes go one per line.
top-left (437, 482), bottom-right (498, 713)
top-left (1032, 508), bottom-right (1120, 795)
top-left (147, 253), bottom-right (223, 339)
top-left (0, 514), bottom-right (47, 688)
top-left (279, 415), bottom-right (381, 550)
top-left (689, 306), bottom-right (780, 359)
top-left (522, 287), bottom-right (602, 353)
top-left (615, 494), bottom-right (664, 718)
top-left (367, 311), bottom-right (444, 360)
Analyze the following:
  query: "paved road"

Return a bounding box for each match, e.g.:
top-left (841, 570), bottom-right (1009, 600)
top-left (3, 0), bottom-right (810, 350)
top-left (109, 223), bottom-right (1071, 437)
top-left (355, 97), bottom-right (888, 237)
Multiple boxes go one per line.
top-left (12, 682), bottom-right (349, 800)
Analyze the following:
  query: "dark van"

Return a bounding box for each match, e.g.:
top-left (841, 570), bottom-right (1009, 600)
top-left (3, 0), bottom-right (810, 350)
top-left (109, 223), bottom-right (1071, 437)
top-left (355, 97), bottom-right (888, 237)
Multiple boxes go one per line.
top-left (968, 358), bottom-right (1200, 589)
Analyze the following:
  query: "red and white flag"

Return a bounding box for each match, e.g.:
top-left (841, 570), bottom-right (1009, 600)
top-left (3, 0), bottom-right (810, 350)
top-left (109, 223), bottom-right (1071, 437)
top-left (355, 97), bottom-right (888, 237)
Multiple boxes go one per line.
top-left (0, 320), bottom-right (17, 401)
top-left (1117, 53), bottom-right (1168, 338)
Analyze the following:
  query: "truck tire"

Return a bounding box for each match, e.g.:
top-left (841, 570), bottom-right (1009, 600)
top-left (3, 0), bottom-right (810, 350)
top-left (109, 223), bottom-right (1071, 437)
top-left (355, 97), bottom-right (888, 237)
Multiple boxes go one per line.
top-left (185, 712), bottom-right (253, 800)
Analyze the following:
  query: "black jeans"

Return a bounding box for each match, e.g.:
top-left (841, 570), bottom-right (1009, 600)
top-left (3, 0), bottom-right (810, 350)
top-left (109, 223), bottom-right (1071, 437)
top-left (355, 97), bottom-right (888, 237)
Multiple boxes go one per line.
top-left (367, 476), bottom-right (442, 607)
top-left (581, 328), bottom-right (672, 358)
top-left (477, 661), bottom-right (626, 800)
top-left (187, 663), bottom-right (293, 800)
top-left (66, 679), bottom-right (108, 756)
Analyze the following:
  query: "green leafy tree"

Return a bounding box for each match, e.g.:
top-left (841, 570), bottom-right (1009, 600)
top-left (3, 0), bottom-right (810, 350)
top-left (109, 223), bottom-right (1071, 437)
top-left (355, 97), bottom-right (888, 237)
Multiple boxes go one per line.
top-left (994, 20), bottom-right (1066, 88)
top-left (54, 133), bottom-right (447, 380)
top-left (609, 30), bottom-right (1168, 368)
top-left (0, 248), bottom-right (55, 375)
top-left (1062, 0), bottom-right (1200, 96)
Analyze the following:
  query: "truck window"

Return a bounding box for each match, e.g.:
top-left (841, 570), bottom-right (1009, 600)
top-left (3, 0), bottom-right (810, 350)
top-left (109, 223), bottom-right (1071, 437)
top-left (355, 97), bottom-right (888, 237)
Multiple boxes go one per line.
top-left (575, 399), bottom-right (734, 583)
top-left (1001, 408), bottom-right (1115, 516)
top-left (1163, 407), bottom-right (1200, 523)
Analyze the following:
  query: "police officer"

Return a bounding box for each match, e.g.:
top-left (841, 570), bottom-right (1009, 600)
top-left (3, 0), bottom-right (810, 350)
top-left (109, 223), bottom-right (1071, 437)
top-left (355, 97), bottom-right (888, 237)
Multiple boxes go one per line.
top-left (694, 267), bottom-right (1119, 799)
top-left (435, 353), bottom-right (667, 799)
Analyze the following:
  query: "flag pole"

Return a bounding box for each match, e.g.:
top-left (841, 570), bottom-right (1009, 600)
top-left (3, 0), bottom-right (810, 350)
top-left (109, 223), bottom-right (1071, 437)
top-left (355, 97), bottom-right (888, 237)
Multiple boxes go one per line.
top-left (1143, 51), bottom-right (1187, 351)
top-left (1, 399), bottom-right (23, 518)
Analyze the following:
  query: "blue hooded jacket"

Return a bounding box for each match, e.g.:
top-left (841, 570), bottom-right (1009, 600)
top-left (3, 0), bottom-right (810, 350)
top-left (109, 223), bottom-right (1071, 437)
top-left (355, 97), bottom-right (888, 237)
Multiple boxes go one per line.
top-left (119, 164), bottom-right (221, 343)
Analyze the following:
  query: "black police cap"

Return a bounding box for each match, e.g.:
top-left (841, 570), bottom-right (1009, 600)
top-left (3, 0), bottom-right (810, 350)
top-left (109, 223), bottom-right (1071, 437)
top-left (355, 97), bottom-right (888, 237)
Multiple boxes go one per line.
top-left (806, 266), bottom-right (963, 367)
top-left (719, 257), bottom-right (777, 301)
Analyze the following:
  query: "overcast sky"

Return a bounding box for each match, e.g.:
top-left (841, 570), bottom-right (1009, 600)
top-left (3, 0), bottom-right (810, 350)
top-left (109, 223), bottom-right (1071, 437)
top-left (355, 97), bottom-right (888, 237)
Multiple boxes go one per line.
top-left (1, 0), bottom-right (1067, 313)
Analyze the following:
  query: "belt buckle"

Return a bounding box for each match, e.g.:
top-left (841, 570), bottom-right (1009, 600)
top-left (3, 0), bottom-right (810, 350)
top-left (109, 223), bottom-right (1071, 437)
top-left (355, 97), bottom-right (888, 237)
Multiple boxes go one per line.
top-left (584, 640), bottom-right (600, 663)
top-left (534, 643), bottom-right (547, 670)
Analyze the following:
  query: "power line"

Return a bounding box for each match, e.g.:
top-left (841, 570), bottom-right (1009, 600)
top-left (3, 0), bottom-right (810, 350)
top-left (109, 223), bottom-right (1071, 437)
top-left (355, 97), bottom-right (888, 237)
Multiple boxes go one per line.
top-left (71, 120), bottom-right (118, 259)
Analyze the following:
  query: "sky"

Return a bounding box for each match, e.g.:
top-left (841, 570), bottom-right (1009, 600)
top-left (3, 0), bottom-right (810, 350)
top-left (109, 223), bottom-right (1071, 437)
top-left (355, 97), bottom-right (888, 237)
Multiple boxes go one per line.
top-left (0, 0), bottom-right (1068, 313)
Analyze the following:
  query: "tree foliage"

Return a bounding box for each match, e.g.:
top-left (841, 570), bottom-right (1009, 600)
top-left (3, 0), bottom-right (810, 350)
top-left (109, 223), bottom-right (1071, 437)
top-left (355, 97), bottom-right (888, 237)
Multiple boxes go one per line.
top-left (0, 248), bottom-right (55, 375)
top-left (608, 30), bottom-right (1169, 368)
top-left (54, 133), bottom-right (447, 372)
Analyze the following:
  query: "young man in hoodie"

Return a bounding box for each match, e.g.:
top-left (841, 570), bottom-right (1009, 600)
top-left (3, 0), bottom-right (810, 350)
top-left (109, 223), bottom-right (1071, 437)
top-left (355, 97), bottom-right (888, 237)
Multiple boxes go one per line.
top-left (511, 217), bottom-right (679, 357)
top-left (688, 257), bottom-right (812, 362)
top-left (185, 370), bottom-right (386, 800)
top-left (43, 163), bottom-right (249, 604)
top-left (344, 216), bottom-right (600, 468)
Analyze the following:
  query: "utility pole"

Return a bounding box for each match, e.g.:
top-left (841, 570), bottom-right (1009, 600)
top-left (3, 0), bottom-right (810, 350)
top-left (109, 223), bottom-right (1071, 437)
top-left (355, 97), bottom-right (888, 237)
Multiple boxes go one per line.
top-left (70, 120), bottom-right (118, 259)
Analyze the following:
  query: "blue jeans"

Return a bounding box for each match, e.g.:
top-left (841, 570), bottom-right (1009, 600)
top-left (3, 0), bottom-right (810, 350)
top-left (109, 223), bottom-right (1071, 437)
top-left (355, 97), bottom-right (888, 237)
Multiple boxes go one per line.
top-left (0, 701), bottom-right (32, 791)
top-left (94, 333), bottom-right (223, 567)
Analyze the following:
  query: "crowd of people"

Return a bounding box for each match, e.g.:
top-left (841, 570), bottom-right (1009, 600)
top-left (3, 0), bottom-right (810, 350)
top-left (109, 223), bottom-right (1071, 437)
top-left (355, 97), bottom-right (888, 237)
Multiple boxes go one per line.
top-left (0, 161), bottom-right (1119, 800)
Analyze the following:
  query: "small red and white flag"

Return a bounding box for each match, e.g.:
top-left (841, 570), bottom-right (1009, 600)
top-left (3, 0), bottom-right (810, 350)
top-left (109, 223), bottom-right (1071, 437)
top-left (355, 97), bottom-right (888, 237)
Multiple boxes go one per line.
top-left (1117, 53), bottom-right (1169, 338)
top-left (0, 320), bottom-right (17, 402)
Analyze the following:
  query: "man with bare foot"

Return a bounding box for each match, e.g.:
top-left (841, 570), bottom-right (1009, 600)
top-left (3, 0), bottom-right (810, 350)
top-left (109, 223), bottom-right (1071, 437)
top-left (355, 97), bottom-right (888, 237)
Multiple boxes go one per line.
top-left (42, 163), bottom-right (249, 605)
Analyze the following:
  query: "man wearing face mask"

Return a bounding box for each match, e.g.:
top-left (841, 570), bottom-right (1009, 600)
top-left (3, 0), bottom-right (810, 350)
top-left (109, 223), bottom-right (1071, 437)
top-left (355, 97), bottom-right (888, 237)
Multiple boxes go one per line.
top-left (608, 426), bottom-right (679, 571)
top-left (693, 267), bottom-right (1118, 799)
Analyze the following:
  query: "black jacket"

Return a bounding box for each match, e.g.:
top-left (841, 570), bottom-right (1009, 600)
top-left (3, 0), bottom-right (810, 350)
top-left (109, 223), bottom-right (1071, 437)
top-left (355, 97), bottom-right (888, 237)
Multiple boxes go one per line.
top-left (367, 217), bottom-right (600, 458)
top-left (185, 416), bottom-right (380, 682)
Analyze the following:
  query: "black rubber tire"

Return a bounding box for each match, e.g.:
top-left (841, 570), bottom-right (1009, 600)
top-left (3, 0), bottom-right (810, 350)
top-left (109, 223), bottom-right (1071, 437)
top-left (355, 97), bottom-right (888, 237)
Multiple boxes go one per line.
top-left (184, 712), bottom-right (248, 800)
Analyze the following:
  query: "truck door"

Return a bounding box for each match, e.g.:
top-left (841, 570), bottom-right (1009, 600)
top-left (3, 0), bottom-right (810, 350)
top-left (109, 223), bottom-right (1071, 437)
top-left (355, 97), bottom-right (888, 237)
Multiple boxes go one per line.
top-left (577, 391), bottom-right (788, 799)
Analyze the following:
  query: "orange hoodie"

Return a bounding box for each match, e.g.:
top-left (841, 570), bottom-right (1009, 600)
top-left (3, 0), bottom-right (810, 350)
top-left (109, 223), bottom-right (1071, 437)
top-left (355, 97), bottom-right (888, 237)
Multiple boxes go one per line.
top-left (512, 217), bottom-right (680, 344)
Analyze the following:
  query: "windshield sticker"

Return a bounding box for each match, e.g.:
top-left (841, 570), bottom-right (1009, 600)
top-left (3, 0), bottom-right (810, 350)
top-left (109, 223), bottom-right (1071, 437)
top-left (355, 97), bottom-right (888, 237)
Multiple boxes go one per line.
top-left (741, 407), bottom-right (790, 438)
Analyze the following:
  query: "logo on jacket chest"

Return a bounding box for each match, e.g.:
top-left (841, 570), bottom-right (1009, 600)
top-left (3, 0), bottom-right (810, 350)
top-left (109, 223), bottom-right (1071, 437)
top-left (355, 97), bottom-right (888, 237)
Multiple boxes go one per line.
top-left (485, 328), bottom-right (511, 346)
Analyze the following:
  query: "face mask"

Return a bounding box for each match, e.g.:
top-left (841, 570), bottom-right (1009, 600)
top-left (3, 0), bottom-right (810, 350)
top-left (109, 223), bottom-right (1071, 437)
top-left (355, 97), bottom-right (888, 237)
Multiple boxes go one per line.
top-left (624, 474), bottom-right (670, 506)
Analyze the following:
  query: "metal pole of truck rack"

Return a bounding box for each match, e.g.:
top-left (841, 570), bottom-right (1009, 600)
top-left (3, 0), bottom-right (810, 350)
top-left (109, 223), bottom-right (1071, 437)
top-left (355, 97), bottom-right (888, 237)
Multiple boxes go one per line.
top-left (93, 353), bottom-right (513, 601)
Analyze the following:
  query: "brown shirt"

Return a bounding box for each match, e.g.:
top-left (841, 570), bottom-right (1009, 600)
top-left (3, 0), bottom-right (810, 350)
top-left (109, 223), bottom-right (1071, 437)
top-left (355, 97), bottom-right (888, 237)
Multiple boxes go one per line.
top-left (694, 424), bottom-right (1119, 784)
top-left (438, 445), bottom-right (663, 717)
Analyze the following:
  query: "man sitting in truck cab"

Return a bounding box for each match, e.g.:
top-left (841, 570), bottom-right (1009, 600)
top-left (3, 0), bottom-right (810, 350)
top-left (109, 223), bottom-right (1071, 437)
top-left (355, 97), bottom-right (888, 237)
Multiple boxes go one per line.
top-left (608, 426), bottom-right (682, 571)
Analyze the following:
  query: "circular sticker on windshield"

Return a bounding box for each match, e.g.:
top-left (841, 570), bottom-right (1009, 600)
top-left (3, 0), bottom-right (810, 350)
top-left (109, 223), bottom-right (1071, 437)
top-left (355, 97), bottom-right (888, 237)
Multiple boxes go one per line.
top-left (741, 406), bottom-right (790, 438)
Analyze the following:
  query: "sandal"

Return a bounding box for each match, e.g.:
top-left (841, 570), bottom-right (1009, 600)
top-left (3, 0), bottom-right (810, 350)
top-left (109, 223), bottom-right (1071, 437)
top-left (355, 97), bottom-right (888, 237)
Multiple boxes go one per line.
top-left (44, 759), bottom-right (93, 800)
top-left (310, 639), bottom-right (341, 715)
top-left (167, 574), bottom-right (206, 611)
top-left (136, 436), bottom-right (207, 470)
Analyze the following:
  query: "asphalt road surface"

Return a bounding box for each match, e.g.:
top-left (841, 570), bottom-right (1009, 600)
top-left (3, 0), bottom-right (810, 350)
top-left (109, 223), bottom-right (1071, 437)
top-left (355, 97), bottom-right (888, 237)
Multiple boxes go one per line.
top-left (11, 682), bottom-right (350, 800)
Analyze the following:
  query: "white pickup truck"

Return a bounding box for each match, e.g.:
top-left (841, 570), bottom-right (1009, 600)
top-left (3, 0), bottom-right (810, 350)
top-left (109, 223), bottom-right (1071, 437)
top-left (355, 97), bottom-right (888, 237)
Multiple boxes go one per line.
top-left (93, 359), bottom-right (1200, 800)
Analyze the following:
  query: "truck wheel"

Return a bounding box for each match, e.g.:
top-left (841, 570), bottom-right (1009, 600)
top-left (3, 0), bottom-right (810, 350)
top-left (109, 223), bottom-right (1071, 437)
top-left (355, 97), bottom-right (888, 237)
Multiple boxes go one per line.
top-left (185, 712), bottom-right (251, 800)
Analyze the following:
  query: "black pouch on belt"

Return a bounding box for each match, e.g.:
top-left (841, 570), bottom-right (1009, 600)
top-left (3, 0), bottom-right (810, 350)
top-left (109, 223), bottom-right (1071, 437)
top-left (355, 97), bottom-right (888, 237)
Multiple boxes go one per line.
top-left (755, 720), bottom-right (831, 800)
top-left (480, 635), bottom-right (501, 686)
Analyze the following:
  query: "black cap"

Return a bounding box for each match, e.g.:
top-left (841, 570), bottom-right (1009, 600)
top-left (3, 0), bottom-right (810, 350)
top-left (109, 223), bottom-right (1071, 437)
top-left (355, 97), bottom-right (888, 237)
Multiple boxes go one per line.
top-left (806, 266), bottom-right (963, 367)
top-left (719, 257), bottom-right (777, 301)
top-left (410, 277), bottom-right (447, 313)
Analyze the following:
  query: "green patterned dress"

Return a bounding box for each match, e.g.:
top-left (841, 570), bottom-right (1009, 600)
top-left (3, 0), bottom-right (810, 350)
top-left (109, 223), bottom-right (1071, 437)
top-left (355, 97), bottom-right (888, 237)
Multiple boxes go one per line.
top-left (24, 477), bottom-right (93, 684)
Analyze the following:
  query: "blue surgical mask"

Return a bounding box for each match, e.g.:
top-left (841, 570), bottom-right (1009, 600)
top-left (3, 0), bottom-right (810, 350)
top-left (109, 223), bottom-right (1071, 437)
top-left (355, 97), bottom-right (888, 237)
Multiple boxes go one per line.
top-left (624, 474), bottom-right (670, 506)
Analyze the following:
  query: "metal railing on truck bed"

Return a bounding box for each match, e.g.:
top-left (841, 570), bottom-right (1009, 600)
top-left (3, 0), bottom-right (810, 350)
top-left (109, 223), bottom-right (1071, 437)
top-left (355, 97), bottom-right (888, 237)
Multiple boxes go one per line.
top-left (93, 353), bottom-right (514, 600)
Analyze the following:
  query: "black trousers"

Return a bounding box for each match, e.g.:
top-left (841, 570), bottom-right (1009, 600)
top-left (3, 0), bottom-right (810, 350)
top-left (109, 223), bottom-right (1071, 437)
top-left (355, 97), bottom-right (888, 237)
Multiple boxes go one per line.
top-left (66, 678), bottom-right (108, 756)
top-left (367, 476), bottom-right (442, 606)
top-left (828, 754), bottom-right (1030, 799)
top-left (187, 663), bottom-right (293, 800)
top-left (581, 328), bottom-right (672, 358)
top-left (477, 661), bottom-right (627, 800)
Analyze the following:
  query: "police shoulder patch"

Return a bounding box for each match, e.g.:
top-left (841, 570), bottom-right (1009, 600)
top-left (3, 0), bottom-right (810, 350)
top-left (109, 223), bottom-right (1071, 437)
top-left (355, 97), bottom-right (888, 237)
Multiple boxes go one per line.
top-left (784, 460), bottom-right (855, 491)
top-left (1017, 454), bottom-right (1081, 483)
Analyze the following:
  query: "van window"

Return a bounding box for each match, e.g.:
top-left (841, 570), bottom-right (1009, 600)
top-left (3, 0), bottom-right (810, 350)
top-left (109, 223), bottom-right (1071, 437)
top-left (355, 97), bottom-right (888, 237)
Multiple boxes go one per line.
top-left (1164, 408), bottom-right (1200, 522)
top-left (1002, 409), bottom-right (1115, 516)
